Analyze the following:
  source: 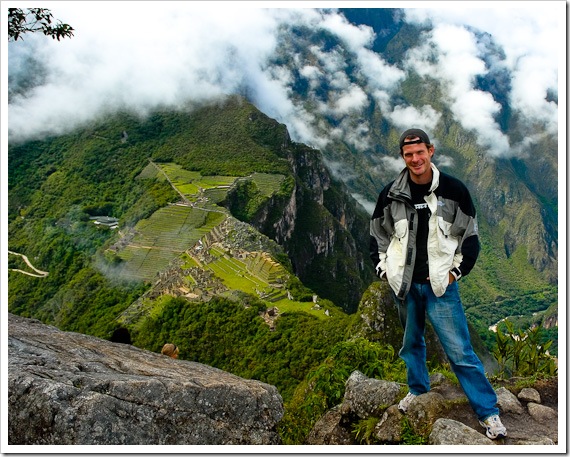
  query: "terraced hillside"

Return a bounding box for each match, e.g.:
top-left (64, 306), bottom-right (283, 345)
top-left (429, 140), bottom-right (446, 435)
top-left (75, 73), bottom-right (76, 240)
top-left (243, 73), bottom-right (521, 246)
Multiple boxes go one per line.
top-left (113, 204), bottom-right (226, 281)
top-left (112, 161), bottom-right (328, 321)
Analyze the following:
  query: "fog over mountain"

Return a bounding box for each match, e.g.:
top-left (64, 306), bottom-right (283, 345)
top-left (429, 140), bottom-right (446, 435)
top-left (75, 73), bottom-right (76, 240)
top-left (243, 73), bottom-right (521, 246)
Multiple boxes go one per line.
top-left (7, 2), bottom-right (562, 162)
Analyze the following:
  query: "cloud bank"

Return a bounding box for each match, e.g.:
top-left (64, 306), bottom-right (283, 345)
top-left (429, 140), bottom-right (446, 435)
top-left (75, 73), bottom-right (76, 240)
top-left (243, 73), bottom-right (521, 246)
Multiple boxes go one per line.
top-left (6, 2), bottom-right (562, 162)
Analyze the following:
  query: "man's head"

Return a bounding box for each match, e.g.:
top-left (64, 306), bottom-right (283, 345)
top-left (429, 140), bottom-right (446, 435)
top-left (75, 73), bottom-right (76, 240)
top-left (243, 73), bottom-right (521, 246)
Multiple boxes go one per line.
top-left (161, 343), bottom-right (179, 359)
top-left (399, 128), bottom-right (432, 152)
top-left (399, 128), bottom-right (435, 184)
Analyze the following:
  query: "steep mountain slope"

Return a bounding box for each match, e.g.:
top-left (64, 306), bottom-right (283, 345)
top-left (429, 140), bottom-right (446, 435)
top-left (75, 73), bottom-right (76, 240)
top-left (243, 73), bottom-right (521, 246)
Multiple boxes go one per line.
top-left (8, 8), bottom-right (557, 340)
top-left (7, 94), bottom-right (557, 445)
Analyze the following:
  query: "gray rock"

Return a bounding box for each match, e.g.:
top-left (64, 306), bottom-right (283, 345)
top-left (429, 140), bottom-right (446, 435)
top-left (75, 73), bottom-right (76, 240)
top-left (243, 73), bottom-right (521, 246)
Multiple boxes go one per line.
top-left (406, 391), bottom-right (447, 436)
top-left (305, 405), bottom-right (354, 445)
top-left (527, 402), bottom-right (557, 422)
top-left (374, 405), bottom-right (403, 443)
top-left (512, 437), bottom-right (555, 445)
top-left (429, 372), bottom-right (450, 387)
top-left (429, 418), bottom-right (495, 445)
top-left (518, 387), bottom-right (541, 403)
top-left (308, 371), bottom-right (559, 447)
top-left (496, 386), bottom-right (524, 414)
top-left (8, 313), bottom-right (283, 445)
top-left (342, 370), bottom-right (401, 419)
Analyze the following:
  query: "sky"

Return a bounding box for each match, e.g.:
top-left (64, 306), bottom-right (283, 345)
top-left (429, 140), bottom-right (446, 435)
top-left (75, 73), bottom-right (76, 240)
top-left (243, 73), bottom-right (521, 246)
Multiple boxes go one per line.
top-left (4, 1), bottom-right (564, 162)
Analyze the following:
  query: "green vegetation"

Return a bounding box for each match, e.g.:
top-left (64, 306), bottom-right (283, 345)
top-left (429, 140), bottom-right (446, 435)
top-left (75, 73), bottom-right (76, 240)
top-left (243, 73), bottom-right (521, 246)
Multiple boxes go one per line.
top-left (130, 295), bottom-right (354, 402)
top-left (115, 204), bottom-right (225, 281)
top-left (400, 417), bottom-right (429, 445)
top-left (151, 96), bottom-right (291, 176)
top-left (351, 415), bottom-right (429, 445)
top-left (8, 98), bottom-right (295, 326)
top-left (278, 337), bottom-right (407, 444)
top-left (492, 319), bottom-right (558, 379)
top-left (353, 417), bottom-right (382, 445)
top-left (152, 161), bottom-right (239, 201)
top-left (8, 98), bottom-right (370, 440)
top-left (459, 217), bottom-right (557, 351)
top-left (111, 160), bottom-right (323, 315)
top-left (8, 8), bottom-right (74, 42)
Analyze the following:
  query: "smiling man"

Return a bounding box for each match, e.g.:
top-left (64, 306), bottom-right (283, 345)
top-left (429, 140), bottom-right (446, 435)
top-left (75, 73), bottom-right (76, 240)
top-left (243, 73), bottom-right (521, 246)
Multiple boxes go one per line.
top-left (369, 128), bottom-right (507, 440)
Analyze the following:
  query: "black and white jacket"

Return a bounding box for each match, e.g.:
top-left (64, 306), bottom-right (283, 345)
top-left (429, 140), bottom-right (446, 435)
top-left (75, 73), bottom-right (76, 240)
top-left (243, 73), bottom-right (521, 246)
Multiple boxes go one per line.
top-left (370, 164), bottom-right (480, 300)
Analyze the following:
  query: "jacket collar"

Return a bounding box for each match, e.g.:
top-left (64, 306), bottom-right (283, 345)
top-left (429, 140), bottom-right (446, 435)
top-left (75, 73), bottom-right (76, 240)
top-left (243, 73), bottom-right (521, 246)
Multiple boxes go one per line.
top-left (389, 163), bottom-right (440, 199)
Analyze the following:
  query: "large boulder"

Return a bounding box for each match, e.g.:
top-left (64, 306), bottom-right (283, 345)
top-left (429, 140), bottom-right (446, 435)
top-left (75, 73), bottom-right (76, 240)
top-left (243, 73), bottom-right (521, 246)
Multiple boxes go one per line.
top-left (8, 313), bottom-right (283, 445)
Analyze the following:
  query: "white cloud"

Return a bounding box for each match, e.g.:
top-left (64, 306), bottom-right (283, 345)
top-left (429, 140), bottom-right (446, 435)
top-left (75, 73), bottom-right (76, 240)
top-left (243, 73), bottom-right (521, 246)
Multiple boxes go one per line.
top-left (8, 3), bottom-right (287, 140)
top-left (324, 159), bottom-right (358, 182)
top-left (379, 156), bottom-right (404, 175)
top-left (434, 154), bottom-right (455, 169)
top-left (357, 47), bottom-right (405, 91)
top-left (331, 84), bottom-right (368, 116)
top-left (5, 1), bottom-right (562, 161)
top-left (403, 23), bottom-right (511, 156)
top-left (403, 2), bottom-right (562, 155)
top-left (388, 105), bottom-right (441, 135)
top-left (299, 65), bottom-right (322, 91)
top-left (351, 193), bottom-right (376, 215)
top-left (309, 45), bottom-right (347, 75)
top-left (320, 9), bottom-right (375, 51)
top-left (341, 120), bottom-right (371, 151)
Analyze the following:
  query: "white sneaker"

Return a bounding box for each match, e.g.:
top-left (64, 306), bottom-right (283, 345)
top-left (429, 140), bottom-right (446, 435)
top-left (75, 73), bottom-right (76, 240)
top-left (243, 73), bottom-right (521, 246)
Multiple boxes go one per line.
top-left (398, 392), bottom-right (417, 413)
top-left (479, 414), bottom-right (507, 439)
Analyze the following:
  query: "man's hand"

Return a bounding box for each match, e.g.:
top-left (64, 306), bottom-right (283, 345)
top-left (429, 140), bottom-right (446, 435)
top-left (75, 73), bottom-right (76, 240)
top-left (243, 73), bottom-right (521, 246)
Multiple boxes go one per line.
top-left (448, 272), bottom-right (456, 284)
top-left (375, 263), bottom-right (387, 280)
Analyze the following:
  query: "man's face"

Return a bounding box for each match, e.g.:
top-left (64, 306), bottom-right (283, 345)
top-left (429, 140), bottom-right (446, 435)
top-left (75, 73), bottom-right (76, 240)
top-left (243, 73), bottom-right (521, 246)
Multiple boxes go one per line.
top-left (401, 138), bottom-right (434, 184)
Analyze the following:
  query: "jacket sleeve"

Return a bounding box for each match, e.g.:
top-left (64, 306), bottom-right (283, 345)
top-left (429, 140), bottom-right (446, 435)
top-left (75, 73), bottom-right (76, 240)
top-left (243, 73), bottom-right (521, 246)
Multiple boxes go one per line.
top-left (370, 185), bottom-right (393, 277)
top-left (450, 183), bottom-right (480, 280)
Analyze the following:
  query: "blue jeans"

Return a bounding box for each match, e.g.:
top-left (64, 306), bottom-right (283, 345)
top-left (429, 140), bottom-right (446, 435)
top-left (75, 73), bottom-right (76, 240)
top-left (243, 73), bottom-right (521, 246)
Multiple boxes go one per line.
top-left (396, 281), bottom-right (499, 421)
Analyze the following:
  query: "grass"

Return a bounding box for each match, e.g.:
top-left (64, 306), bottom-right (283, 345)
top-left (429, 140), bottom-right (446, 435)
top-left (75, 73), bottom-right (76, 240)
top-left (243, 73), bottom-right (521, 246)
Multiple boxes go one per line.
top-left (116, 161), bottom-right (238, 281)
top-left (251, 172), bottom-right (286, 196)
top-left (155, 162), bottom-right (238, 199)
top-left (272, 297), bottom-right (330, 318)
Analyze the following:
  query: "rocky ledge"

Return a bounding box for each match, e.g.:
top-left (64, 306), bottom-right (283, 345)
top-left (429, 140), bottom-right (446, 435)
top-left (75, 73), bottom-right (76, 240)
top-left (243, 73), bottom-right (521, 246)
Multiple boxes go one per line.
top-left (7, 313), bottom-right (283, 445)
top-left (7, 313), bottom-right (559, 448)
top-left (307, 370), bottom-right (559, 446)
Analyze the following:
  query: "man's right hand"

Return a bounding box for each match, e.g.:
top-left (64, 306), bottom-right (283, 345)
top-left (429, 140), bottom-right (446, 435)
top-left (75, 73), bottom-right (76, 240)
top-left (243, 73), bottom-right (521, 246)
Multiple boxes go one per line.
top-left (375, 265), bottom-right (387, 280)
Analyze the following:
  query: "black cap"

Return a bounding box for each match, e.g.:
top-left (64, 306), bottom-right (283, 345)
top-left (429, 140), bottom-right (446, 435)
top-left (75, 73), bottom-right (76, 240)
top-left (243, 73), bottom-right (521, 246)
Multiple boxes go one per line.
top-left (399, 128), bottom-right (431, 151)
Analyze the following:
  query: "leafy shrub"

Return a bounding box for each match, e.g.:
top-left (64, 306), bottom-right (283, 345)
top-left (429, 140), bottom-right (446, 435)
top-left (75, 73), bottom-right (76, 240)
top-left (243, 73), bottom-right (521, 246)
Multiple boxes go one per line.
top-left (492, 319), bottom-right (557, 378)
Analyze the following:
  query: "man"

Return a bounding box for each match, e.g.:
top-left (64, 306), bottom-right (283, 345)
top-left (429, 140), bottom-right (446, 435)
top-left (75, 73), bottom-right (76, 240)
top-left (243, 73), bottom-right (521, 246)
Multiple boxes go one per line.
top-left (369, 128), bottom-right (507, 440)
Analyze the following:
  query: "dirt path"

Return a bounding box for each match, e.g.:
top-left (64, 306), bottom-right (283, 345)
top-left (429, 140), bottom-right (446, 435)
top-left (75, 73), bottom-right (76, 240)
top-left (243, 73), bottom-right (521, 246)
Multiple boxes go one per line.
top-left (8, 251), bottom-right (49, 278)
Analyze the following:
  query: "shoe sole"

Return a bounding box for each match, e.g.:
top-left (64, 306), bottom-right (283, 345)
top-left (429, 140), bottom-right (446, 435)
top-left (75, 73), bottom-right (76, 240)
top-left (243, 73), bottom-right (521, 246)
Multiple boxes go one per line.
top-left (487, 432), bottom-right (507, 440)
top-left (480, 424), bottom-right (507, 440)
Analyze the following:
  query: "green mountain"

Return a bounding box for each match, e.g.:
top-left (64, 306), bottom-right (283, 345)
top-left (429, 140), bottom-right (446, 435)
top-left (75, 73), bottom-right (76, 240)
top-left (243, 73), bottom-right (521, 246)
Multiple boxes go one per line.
top-left (8, 95), bottom-right (373, 328)
top-left (7, 93), bottom-right (557, 444)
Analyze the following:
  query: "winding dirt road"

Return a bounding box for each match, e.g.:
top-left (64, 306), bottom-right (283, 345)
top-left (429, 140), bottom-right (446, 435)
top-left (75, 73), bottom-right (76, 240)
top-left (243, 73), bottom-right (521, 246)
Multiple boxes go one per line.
top-left (8, 251), bottom-right (49, 278)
